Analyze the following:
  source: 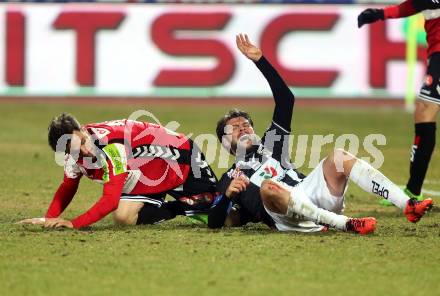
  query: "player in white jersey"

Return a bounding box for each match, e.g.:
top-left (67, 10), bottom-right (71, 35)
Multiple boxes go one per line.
top-left (210, 34), bottom-right (434, 235)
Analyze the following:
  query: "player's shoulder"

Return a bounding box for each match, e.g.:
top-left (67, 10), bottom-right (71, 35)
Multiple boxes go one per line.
top-left (84, 120), bottom-right (131, 145)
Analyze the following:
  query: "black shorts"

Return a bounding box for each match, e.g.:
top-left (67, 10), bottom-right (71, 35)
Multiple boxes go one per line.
top-left (121, 141), bottom-right (217, 212)
top-left (419, 52), bottom-right (440, 104)
top-left (168, 143), bottom-right (218, 211)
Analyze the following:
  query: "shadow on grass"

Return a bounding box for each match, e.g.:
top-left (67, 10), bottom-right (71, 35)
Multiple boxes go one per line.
top-left (13, 210), bottom-right (436, 237)
top-left (86, 221), bottom-right (341, 237)
top-left (10, 221), bottom-right (341, 238)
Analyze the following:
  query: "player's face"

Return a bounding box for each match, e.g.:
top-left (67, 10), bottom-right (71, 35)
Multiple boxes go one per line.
top-left (224, 117), bottom-right (256, 153)
top-left (70, 130), bottom-right (95, 158)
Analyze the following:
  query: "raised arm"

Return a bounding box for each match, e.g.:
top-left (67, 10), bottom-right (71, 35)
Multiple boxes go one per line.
top-left (236, 34), bottom-right (295, 132)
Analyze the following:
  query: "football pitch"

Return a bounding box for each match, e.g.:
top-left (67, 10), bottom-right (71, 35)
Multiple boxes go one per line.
top-left (0, 100), bottom-right (439, 296)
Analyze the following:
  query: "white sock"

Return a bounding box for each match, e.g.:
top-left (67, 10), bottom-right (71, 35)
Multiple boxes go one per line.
top-left (286, 188), bottom-right (349, 231)
top-left (349, 159), bottom-right (409, 209)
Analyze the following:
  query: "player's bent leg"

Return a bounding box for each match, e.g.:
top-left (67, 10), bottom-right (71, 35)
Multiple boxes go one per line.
top-left (344, 150), bottom-right (434, 222)
top-left (349, 156), bottom-right (409, 208)
top-left (261, 179), bottom-right (376, 234)
top-left (114, 195), bottom-right (177, 225)
top-left (113, 200), bottom-right (144, 225)
top-left (262, 180), bottom-right (363, 233)
top-left (135, 203), bottom-right (176, 225)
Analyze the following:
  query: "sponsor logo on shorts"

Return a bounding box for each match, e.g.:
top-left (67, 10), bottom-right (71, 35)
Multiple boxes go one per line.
top-left (421, 88), bottom-right (431, 95)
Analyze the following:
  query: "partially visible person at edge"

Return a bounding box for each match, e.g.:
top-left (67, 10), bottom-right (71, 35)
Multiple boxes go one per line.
top-left (358, 0), bottom-right (440, 204)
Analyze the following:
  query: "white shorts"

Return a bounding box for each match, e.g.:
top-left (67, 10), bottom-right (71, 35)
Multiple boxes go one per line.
top-left (264, 160), bottom-right (347, 232)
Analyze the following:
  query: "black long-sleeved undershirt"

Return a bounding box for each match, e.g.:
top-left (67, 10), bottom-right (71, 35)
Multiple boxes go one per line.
top-left (255, 56), bottom-right (295, 132)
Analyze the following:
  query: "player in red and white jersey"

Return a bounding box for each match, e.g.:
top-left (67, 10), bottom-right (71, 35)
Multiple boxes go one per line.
top-left (358, 0), bottom-right (440, 202)
top-left (18, 114), bottom-right (217, 229)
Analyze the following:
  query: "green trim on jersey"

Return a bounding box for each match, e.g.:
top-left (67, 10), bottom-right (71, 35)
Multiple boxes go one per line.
top-left (103, 143), bottom-right (127, 177)
top-left (99, 154), bottom-right (110, 183)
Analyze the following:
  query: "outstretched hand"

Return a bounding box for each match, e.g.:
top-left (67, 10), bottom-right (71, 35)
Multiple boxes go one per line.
top-left (17, 217), bottom-right (74, 228)
top-left (17, 217), bottom-right (46, 226)
top-left (236, 33), bottom-right (262, 62)
top-left (357, 8), bottom-right (385, 28)
top-left (44, 218), bottom-right (74, 229)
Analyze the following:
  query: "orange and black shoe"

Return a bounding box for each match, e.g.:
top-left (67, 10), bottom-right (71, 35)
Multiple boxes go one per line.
top-left (404, 198), bottom-right (433, 223)
top-left (345, 217), bottom-right (377, 235)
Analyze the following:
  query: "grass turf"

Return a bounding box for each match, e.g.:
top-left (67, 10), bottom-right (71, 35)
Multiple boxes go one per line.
top-left (0, 101), bottom-right (439, 296)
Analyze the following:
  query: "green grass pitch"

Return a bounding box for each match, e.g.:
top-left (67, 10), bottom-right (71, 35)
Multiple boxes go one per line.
top-left (0, 100), bottom-right (439, 295)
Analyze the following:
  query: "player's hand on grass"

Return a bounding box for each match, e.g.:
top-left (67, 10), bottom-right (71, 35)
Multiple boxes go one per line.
top-left (44, 218), bottom-right (74, 229)
top-left (357, 8), bottom-right (385, 28)
top-left (16, 217), bottom-right (46, 225)
top-left (226, 176), bottom-right (250, 198)
top-left (236, 33), bottom-right (262, 62)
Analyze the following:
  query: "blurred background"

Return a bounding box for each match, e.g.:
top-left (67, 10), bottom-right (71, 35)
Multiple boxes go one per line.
top-left (0, 0), bottom-right (427, 103)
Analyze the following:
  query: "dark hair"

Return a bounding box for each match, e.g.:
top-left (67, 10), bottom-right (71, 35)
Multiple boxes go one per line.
top-left (215, 109), bottom-right (254, 142)
top-left (48, 113), bottom-right (81, 151)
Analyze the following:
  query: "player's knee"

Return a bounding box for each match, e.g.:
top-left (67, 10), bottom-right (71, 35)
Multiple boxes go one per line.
top-left (113, 201), bottom-right (143, 225)
top-left (113, 209), bottom-right (137, 225)
top-left (415, 100), bottom-right (440, 122)
top-left (260, 180), bottom-right (287, 214)
top-left (330, 149), bottom-right (356, 175)
top-left (333, 148), bottom-right (353, 159)
top-left (261, 180), bottom-right (275, 198)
